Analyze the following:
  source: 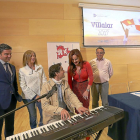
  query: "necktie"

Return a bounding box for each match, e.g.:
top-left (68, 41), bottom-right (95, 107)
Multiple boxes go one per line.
top-left (5, 63), bottom-right (11, 79)
top-left (57, 84), bottom-right (66, 109)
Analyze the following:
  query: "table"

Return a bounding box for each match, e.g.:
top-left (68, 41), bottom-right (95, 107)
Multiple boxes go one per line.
top-left (108, 92), bottom-right (140, 140)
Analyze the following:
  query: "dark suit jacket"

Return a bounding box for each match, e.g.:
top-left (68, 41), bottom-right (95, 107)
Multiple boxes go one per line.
top-left (0, 62), bottom-right (22, 109)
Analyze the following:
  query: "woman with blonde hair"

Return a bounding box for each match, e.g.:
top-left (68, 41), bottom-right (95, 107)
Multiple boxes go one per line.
top-left (19, 50), bottom-right (47, 129)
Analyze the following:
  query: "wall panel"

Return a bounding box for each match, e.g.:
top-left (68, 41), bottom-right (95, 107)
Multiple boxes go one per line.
top-left (0, 19), bottom-right (28, 35)
top-left (64, 4), bottom-right (82, 20)
top-left (65, 35), bottom-right (83, 47)
top-left (109, 64), bottom-right (128, 84)
top-left (29, 19), bottom-right (82, 35)
top-left (109, 83), bottom-right (129, 94)
top-left (128, 64), bottom-right (140, 81)
top-left (103, 49), bottom-right (134, 65)
top-left (0, 2), bottom-right (64, 19)
top-left (10, 52), bottom-right (23, 71)
top-left (81, 48), bottom-right (96, 61)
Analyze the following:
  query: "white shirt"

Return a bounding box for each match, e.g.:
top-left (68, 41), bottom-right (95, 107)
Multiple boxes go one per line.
top-left (0, 59), bottom-right (12, 75)
top-left (90, 58), bottom-right (113, 83)
top-left (19, 64), bottom-right (47, 99)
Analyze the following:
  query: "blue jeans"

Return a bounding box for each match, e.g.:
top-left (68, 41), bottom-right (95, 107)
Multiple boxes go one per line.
top-left (23, 99), bottom-right (43, 129)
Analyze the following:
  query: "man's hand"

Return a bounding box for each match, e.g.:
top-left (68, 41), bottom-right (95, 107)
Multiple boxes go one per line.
top-left (61, 109), bottom-right (71, 121)
top-left (77, 107), bottom-right (90, 115)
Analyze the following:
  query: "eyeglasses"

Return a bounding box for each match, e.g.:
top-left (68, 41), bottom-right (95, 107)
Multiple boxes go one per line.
top-left (96, 52), bottom-right (104, 54)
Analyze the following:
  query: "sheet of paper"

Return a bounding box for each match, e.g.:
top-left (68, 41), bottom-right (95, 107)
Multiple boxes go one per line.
top-left (131, 92), bottom-right (140, 97)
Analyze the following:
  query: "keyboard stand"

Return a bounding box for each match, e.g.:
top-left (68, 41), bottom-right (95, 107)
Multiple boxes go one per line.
top-left (92, 129), bottom-right (103, 140)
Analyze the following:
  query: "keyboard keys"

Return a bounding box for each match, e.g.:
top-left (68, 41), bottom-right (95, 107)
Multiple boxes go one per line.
top-left (6, 106), bottom-right (105, 140)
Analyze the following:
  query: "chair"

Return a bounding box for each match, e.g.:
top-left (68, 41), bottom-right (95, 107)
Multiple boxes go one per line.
top-left (110, 83), bottom-right (129, 94)
top-left (128, 80), bottom-right (140, 92)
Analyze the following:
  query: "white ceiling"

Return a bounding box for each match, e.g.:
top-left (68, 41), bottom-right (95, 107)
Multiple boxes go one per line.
top-left (0, 0), bottom-right (140, 7)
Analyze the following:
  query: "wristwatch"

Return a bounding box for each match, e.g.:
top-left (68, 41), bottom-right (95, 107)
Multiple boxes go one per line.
top-left (86, 89), bottom-right (90, 92)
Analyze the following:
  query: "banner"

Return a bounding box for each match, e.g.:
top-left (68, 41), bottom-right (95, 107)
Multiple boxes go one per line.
top-left (47, 42), bottom-right (80, 73)
top-left (83, 8), bottom-right (140, 46)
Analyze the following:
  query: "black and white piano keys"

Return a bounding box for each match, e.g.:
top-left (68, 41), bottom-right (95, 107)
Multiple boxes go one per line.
top-left (6, 118), bottom-right (68, 140)
top-left (6, 106), bottom-right (124, 140)
top-left (6, 106), bottom-right (100, 140)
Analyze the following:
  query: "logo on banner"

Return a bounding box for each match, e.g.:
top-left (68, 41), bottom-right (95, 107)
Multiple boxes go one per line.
top-left (56, 45), bottom-right (70, 59)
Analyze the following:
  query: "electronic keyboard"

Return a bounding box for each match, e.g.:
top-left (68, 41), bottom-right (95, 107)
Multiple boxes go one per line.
top-left (6, 106), bottom-right (124, 140)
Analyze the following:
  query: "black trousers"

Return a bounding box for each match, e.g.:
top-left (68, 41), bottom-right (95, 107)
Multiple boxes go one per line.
top-left (0, 94), bottom-right (17, 140)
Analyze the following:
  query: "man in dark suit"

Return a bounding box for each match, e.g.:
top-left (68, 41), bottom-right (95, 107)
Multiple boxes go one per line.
top-left (0, 44), bottom-right (22, 140)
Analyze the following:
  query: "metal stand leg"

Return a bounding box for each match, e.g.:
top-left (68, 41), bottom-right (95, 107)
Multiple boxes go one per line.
top-left (91, 129), bottom-right (103, 140)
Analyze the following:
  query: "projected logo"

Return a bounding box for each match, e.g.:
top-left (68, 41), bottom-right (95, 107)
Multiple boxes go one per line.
top-left (93, 14), bottom-right (107, 17)
top-left (98, 29), bottom-right (109, 36)
top-left (93, 14), bottom-right (97, 17)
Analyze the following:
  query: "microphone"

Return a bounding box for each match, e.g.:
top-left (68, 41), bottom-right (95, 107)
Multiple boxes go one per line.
top-left (0, 84), bottom-right (57, 120)
top-left (45, 84), bottom-right (57, 99)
